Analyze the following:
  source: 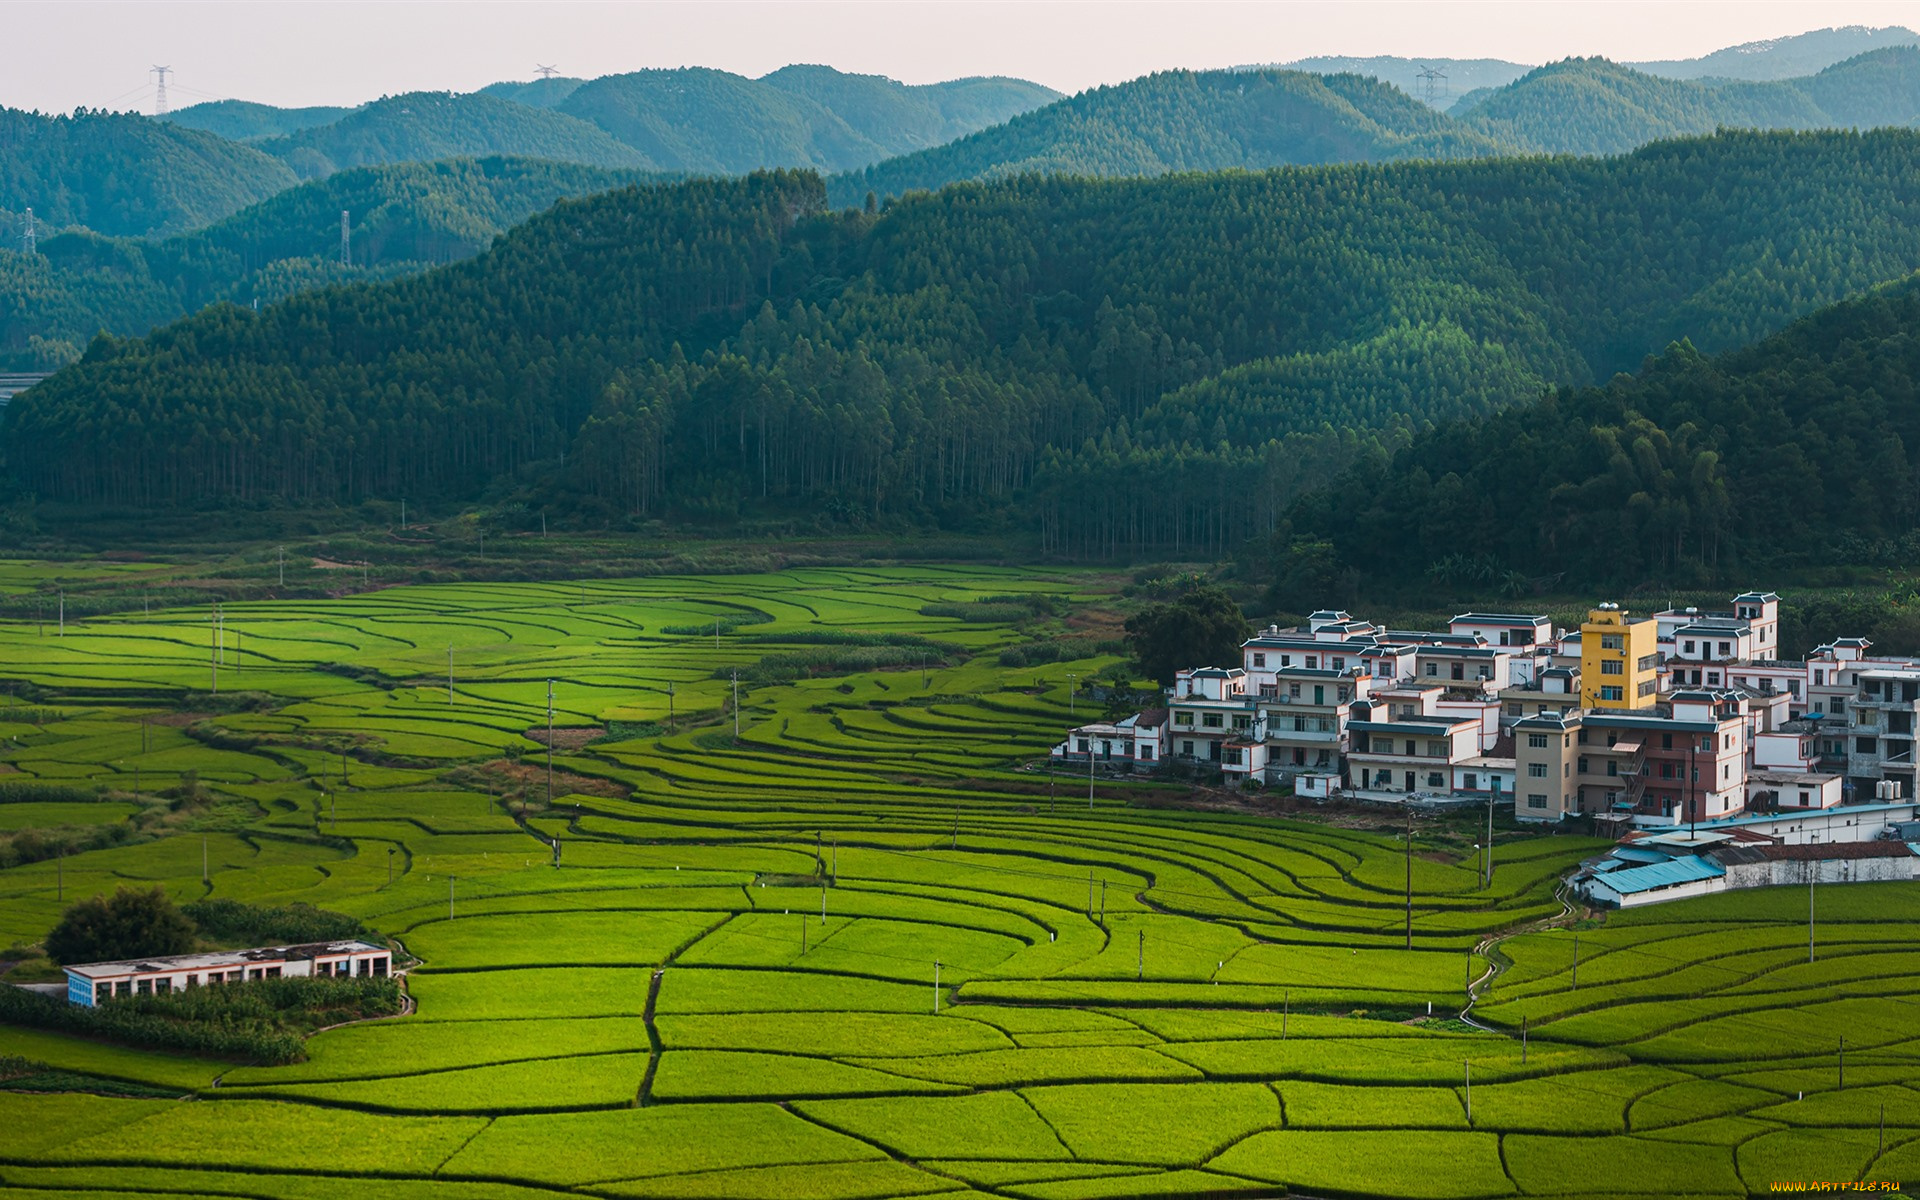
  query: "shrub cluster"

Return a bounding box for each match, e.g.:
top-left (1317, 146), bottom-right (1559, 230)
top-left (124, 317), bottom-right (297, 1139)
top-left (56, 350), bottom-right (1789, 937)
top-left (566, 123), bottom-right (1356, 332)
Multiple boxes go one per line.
top-left (722, 646), bottom-right (949, 683)
top-left (999, 642), bottom-right (1067, 667)
top-left (0, 822), bottom-right (137, 870)
top-left (183, 899), bottom-right (367, 947)
top-left (660, 611), bottom-right (773, 636)
top-left (0, 782), bottom-right (98, 805)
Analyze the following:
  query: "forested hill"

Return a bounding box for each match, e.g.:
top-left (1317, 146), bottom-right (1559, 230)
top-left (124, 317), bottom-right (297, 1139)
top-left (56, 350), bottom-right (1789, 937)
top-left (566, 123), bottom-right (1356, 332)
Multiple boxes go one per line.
top-left (1457, 48), bottom-right (1920, 155)
top-left (831, 69), bottom-right (1507, 204)
top-left (163, 100), bottom-right (355, 142)
top-left (840, 53), bottom-right (1920, 202)
top-left (255, 92), bottom-right (651, 179)
top-left (0, 157), bottom-right (654, 370)
top-left (554, 66), bottom-right (1060, 175)
top-left (0, 107), bottom-right (297, 238)
top-left (12, 131), bottom-right (1920, 556)
top-left (1277, 275), bottom-right (1920, 595)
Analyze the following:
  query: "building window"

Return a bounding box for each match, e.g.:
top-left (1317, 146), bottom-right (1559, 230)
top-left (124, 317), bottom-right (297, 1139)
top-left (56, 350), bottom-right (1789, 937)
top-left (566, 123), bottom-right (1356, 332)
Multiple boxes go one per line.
top-left (1425, 663), bottom-right (1439, 676)
top-left (1719, 642), bottom-right (1731, 655)
top-left (1606, 761), bottom-right (1618, 777)
top-left (1528, 794), bottom-right (1547, 809)
top-left (1175, 712), bottom-right (1193, 726)
top-left (1280, 655), bottom-right (1291, 667)
top-left (1578, 757), bottom-right (1590, 774)
top-left (1528, 762), bottom-right (1547, 777)
top-left (1638, 654), bottom-right (1660, 672)
top-left (1509, 703), bottom-right (1524, 717)
top-left (1600, 686), bottom-right (1623, 701)
top-left (1601, 634), bottom-right (1624, 650)
top-left (1181, 740), bottom-right (1194, 756)
top-left (1638, 680), bottom-right (1657, 697)
top-left (1683, 640), bottom-right (1696, 654)
top-left (1224, 747), bottom-right (1243, 766)
top-left (1306, 656), bottom-right (1318, 669)
top-left (1202, 713), bottom-right (1223, 729)
top-left (1252, 653), bottom-right (1266, 667)
top-left (1333, 657), bottom-right (1345, 671)
top-left (1427, 772), bottom-right (1445, 788)
top-left (1601, 660), bottom-right (1623, 676)
top-left (1139, 746), bottom-right (1154, 761)
top-left (1289, 684), bottom-right (1301, 698)
top-left (1527, 733), bottom-right (1548, 749)
top-left (1661, 733), bottom-right (1673, 750)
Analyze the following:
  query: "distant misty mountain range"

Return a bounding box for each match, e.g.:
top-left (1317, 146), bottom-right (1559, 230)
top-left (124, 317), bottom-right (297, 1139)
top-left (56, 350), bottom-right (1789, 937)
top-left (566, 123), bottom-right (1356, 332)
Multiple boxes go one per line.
top-left (1277, 23), bottom-right (1919, 108)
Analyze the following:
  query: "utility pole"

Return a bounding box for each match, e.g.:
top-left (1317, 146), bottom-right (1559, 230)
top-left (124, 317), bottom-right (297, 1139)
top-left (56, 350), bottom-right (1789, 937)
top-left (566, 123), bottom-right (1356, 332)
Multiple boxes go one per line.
top-left (202, 835), bottom-right (208, 884)
top-left (1066, 672), bottom-right (1076, 717)
top-left (1485, 779), bottom-right (1496, 888)
top-left (58, 590), bottom-right (63, 636)
top-left (210, 607), bottom-right (218, 694)
top-left (1136, 929), bottom-right (1144, 980)
top-left (152, 65), bottom-right (171, 116)
top-left (340, 211), bottom-right (351, 268)
top-left (387, 846), bottom-right (395, 885)
top-left (933, 961), bottom-right (941, 1013)
top-left (731, 670), bottom-right (740, 741)
top-left (1809, 846), bottom-right (1817, 964)
top-left (1404, 808), bottom-right (1414, 950)
top-left (450, 876), bottom-right (456, 920)
top-left (1089, 736), bottom-right (1096, 810)
top-left (666, 681), bottom-right (675, 727)
top-left (1572, 931), bottom-right (1579, 989)
top-left (448, 645), bottom-right (454, 703)
top-left (546, 679), bottom-right (555, 808)
top-left (1839, 1036), bottom-right (1845, 1090)
top-left (56, 848), bottom-right (63, 901)
top-left (1464, 1060), bottom-right (1472, 1124)
top-left (277, 546), bottom-right (285, 586)
top-left (536, 64), bottom-right (559, 80)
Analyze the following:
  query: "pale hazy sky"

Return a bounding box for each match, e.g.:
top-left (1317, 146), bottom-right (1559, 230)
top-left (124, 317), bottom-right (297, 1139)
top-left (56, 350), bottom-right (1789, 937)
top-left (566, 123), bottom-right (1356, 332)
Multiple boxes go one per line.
top-left (8, 0), bottom-right (1920, 114)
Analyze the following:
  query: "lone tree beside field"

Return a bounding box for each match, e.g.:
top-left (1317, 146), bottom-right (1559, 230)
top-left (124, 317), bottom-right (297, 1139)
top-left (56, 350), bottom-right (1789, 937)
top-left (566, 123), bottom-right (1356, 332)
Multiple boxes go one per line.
top-left (44, 886), bottom-right (196, 966)
top-left (1124, 582), bottom-right (1254, 685)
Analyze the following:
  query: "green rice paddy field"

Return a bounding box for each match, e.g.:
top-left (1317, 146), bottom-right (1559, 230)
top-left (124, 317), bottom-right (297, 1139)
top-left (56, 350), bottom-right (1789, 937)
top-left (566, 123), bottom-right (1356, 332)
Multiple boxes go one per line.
top-left (0, 564), bottom-right (1913, 1198)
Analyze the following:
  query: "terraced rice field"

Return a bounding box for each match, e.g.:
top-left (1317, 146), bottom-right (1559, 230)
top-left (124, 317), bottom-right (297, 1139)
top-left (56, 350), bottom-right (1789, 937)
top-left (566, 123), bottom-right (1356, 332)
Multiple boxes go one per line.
top-left (0, 565), bottom-right (1914, 1197)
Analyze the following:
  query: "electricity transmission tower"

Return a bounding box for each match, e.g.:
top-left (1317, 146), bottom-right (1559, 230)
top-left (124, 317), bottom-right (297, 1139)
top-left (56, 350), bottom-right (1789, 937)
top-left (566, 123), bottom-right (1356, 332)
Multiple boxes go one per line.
top-left (152, 66), bottom-right (172, 115)
top-left (19, 209), bottom-right (34, 257)
top-left (535, 64), bottom-right (559, 80)
top-left (340, 211), bottom-right (350, 268)
top-left (1416, 65), bottom-right (1448, 107)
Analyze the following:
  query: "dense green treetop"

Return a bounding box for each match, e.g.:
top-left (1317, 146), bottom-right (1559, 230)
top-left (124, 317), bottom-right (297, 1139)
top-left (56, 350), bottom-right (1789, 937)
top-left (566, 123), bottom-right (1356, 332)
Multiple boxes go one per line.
top-left (44, 886), bottom-right (195, 967)
top-left (1277, 274), bottom-right (1920, 593)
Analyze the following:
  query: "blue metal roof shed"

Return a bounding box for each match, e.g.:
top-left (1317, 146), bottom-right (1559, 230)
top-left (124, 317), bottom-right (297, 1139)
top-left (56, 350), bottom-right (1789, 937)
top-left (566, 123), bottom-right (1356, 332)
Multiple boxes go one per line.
top-left (1594, 856), bottom-right (1726, 896)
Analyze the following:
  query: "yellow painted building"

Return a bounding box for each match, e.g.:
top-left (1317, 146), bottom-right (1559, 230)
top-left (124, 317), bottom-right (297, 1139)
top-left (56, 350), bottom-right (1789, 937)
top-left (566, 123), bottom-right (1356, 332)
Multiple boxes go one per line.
top-left (1581, 604), bottom-right (1659, 710)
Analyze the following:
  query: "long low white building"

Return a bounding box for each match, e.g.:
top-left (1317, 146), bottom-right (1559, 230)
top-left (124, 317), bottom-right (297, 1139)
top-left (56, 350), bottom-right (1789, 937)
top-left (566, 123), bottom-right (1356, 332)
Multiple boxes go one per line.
top-left (64, 939), bottom-right (392, 1007)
